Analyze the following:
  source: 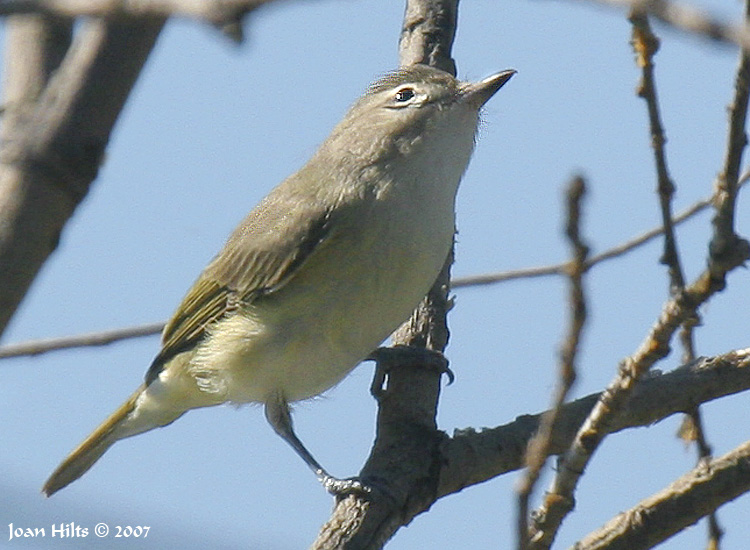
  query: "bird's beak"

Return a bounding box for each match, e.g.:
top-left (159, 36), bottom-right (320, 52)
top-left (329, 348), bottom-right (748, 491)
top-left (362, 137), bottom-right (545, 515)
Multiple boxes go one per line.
top-left (461, 69), bottom-right (516, 108)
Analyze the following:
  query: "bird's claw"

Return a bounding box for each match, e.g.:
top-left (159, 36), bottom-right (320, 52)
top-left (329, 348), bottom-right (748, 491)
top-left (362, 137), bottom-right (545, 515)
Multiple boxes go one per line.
top-left (319, 474), bottom-right (372, 496)
top-left (367, 345), bottom-right (453, 397)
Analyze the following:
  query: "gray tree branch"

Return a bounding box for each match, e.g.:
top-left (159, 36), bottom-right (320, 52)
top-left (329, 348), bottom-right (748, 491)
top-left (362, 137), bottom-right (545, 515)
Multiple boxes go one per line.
top-left (310, 348), bottom-right (750, 549)
top-left (709, 0), bottom-right (750, 276)
top-left (0, 322), bottom-right (165, 358)
top-left (629, 13), bottom-right (722, 547)
top-left (0, 0), bottom-right (280, 41)
top-left (572, 0), bottom-right (750, 50)
top-left (528, 0), bottom-right (750, 536)
top-left (0, 17), bottom-right (165, 339)
top-left (0, 0), bottom-right (273, 22)
top-left (5, 0), bottom-right (750, 51)
top-left (437, 350), bottom-right (750, 499)
top-left (572, 440), bottom-right (750, 550)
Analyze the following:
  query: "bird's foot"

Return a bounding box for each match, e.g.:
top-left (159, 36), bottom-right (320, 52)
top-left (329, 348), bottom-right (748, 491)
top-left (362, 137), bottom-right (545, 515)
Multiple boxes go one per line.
top-left (318, 473), bottom-right (372, 496)
top-left (367, 345), bottom-right (453, 397)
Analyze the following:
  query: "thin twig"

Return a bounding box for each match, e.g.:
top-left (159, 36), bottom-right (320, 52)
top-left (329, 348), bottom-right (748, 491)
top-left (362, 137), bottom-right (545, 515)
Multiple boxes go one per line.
top-left (0, 322), bottom-right (163, 358)
top-left (452, 204), bottom-right (701, 287)
top-left (638, 0), bottom-right (750, 486)
top-left (528, 254), bottom-right (746, 548)
top-left (453, 175), bottom-right (748, 289)
top-left (528, 7), bottom-right (750, 540)
top-left (677, 406), bottom-right (725, 549)
top-left (699, 5), bottom-right (750, 542)
top-left (516, 177), bottom-right (588, 550)
top-left (629, 8), bottom-right (701, 362)
top-left (709, 0), bottom-right (750, 276)
top-left (630, 11), bottom-right (686, 293)
top-left (630, 14), bottom-right (722, 546)
top-left (573, 0), bottom-right (750, 51)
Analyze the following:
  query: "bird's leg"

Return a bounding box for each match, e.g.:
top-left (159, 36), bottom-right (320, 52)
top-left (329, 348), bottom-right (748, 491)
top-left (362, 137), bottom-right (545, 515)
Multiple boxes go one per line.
top-left (367, 345), bottom-right (453, 398)
top-left (264, 393), bottom-right (370, 496)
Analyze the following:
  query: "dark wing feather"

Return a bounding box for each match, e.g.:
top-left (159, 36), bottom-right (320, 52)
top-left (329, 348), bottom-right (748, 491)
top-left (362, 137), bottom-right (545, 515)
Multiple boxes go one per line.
top-left (145, 189), bottom-right (335, 384)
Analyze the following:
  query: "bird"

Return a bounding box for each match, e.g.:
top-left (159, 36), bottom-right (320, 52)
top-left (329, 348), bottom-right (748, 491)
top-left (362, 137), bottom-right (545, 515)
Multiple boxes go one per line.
top-left (43, 63), bottom-right (515, 497)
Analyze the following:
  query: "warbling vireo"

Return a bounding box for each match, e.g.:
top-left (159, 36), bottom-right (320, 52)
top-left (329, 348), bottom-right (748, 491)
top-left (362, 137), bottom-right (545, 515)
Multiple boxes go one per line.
top-left (43, 64), bottom-right (515, 497)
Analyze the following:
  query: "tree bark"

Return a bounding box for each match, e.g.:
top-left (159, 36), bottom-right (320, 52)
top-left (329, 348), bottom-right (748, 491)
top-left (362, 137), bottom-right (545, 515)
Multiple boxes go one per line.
top-left (0, 16), bottom-right (165, 337)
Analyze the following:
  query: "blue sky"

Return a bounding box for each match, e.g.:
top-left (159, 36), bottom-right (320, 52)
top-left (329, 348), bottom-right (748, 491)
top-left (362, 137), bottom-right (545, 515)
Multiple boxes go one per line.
top-left (2, 0), bottom-right (750, 548)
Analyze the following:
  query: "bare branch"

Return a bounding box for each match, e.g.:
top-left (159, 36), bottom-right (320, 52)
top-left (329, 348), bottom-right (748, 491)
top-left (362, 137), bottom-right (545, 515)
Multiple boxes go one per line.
top-left (709, 0), bottom-right (750, 277)
top-left (1, 13), bottom-right (72, 105)
top-left (437, 349), bottom-right (750, 498)
top-left (517, 176), bottom-right (588, 550)
top-left (677, 406), bottom-right (725, 548)
top-left (314, 348), bottom-right (750, 548)
top-left (399, 0), bottom-right (458, 74)
top-left (0, 12), bottom-right (72, 334)
top-left (0, 0), bottom-right (276, 40)
top-left (572, 440), bottom-right (750, 550)
top-left (630, 15), bottom-right (724, 545)
top-left (451, 184), bottom-right (726, 289)
top-left (529, 167), bottom-right (748, 548)
top-left (691, 6), bottom-right (750, 541)
top-left (0, 322), bottom-right (163, 359)
top-left (0, 17), bottom-right (165, 339)
top-left (570, 0), bottom-right (750, 50)
top-left (7, 0), bottom-right (750, 51)
top-left (630, 11), bottom-right (685, 293)
top-left (528, 262), bottom-right (747, 547)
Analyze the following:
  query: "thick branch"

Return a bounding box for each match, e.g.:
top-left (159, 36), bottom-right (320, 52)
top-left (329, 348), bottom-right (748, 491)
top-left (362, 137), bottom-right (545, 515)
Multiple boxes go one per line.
top-left (0, 0), bottom-right (274, 30)
top-left (0, 0), bottom-right (282, 42)
top-left (0, 17), bottom-right (164, 338)
top-left (398, 0), bottom-right (458, 74)
top-left (437, 349), bottom-right (750, 497)
top-left (572, 441), bottom-right (750, 550)
top-left (6, 0), bottom-right (750, 51)
top-left (1, 13), bottom-right (71, 106)
top-left (0, 13), bottom-right (71, 332)
top-left (311, 345), bottom-right (750, 549)
top-left (309, 349), bottom-right (750, 546)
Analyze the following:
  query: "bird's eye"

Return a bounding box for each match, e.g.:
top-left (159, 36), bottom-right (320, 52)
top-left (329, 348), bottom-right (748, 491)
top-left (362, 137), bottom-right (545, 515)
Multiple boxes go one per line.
top-left (394, 88), bottom-right (416, 102)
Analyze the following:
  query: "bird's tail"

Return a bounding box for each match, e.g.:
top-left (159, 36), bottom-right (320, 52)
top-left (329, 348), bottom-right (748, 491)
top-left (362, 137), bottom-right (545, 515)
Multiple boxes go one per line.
top-left (43, 384), bottom-right (147, 497)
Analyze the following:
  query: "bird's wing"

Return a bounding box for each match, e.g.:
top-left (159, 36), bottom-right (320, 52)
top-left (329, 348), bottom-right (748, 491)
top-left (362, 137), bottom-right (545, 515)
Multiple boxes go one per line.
top-left (145, 186), bottom-right (337, 383)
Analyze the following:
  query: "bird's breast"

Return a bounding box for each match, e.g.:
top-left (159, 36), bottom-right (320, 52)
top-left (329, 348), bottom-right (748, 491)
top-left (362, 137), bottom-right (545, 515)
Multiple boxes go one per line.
top-left (190, 123), bottom-right (473, 405)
